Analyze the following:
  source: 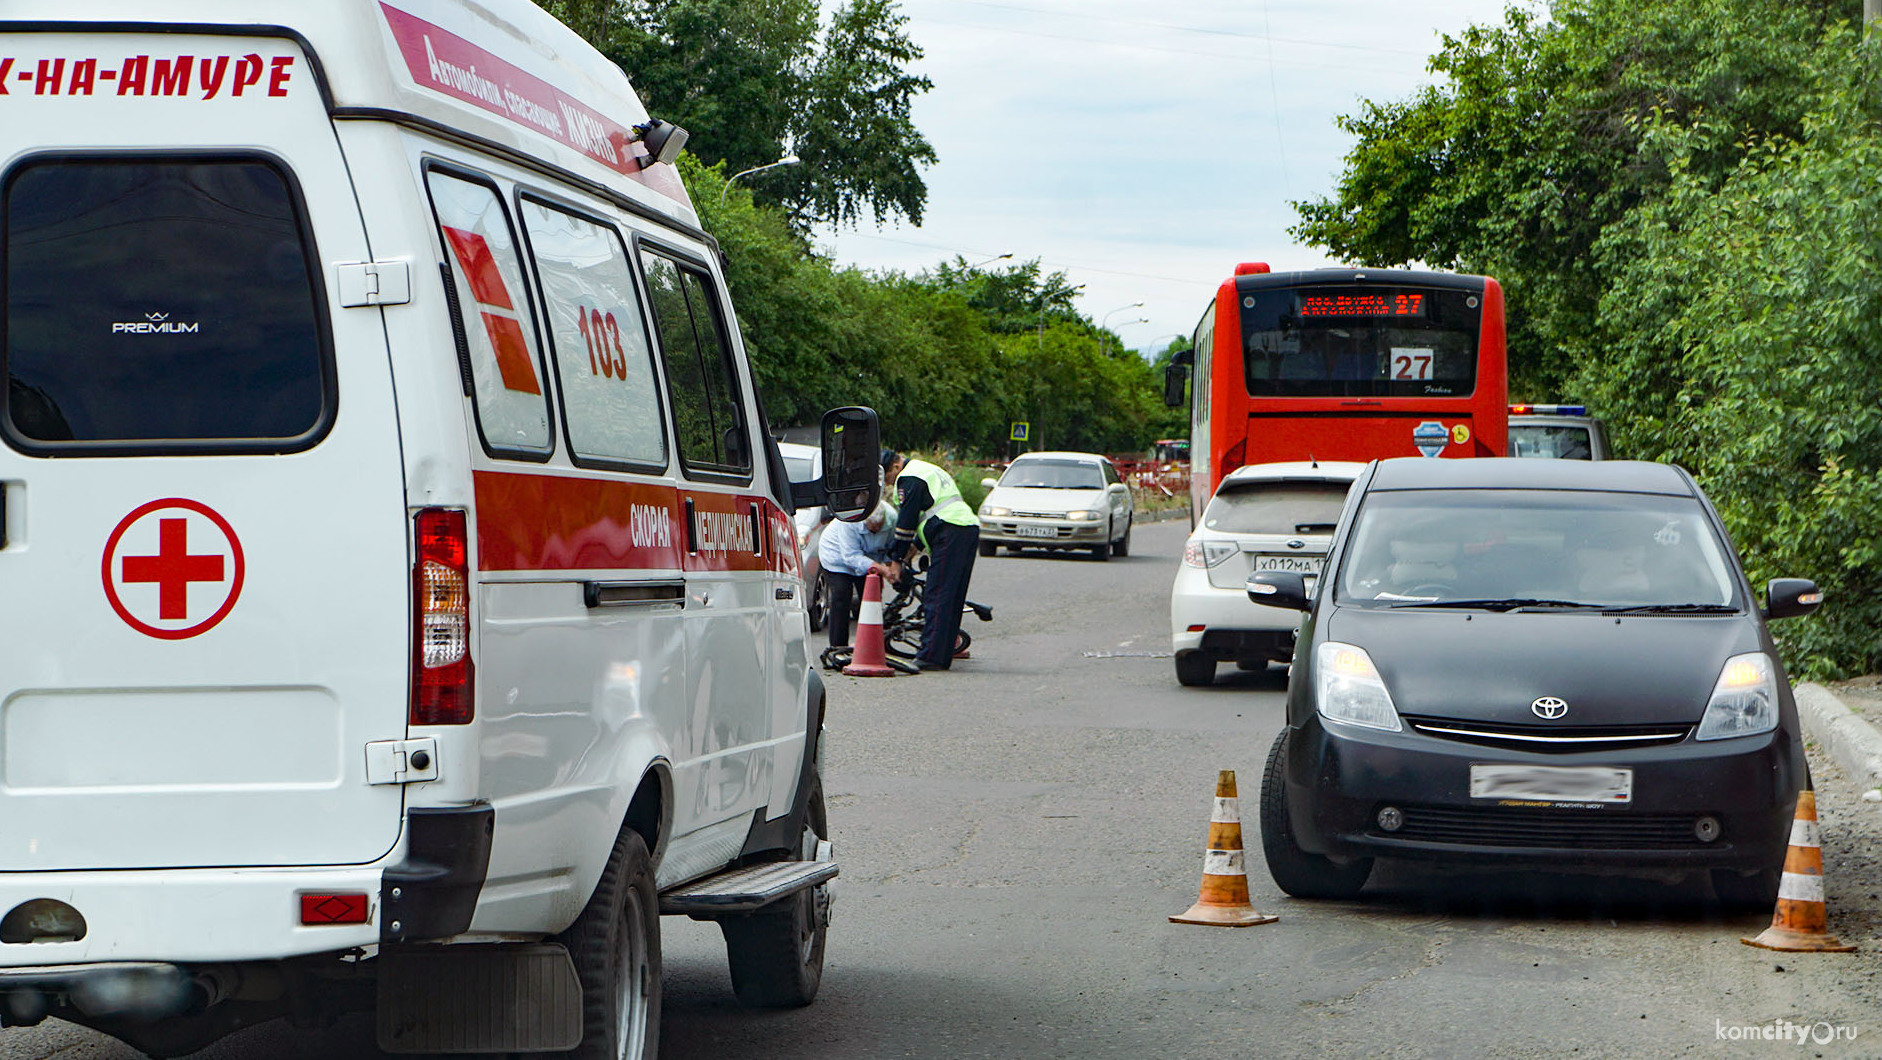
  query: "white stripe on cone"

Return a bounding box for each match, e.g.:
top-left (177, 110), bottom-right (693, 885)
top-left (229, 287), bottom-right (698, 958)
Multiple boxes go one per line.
top-left (859, 600), bottom-right (883, 625)
top-left (1202, 849), bottom-right (1245, 875)
top-left (1778, 872), bottom-right (1826, 904)
top-left (1210, 797), bottom-right (1240, 823)
top-left (1789, 819), bottom-right (1820, 848)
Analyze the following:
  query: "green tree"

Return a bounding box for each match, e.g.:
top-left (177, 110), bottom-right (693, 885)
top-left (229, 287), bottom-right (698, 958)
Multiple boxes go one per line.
top-left (537, 0), bottom-right (934, 228)
top-left (1292, 0), bottom-right (1844, 396)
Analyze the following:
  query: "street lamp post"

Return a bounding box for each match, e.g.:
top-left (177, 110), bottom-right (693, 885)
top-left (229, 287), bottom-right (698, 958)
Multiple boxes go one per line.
top-left (1099, 302), bottom-right (1145, 357)
top-left (970, 253), bottom-right (1014, 269)
top-left (719, 154), bottom-right (799, 205)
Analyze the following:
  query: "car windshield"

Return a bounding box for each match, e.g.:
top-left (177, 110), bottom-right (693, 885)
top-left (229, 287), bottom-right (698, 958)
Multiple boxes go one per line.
top-left (1203, 481), bottom-right (1350, 535)
top-left (1335, 489), bottom-right (1739, 610)
top-left (1510, 424), bottom-right (1594, 460)
top-left (1001, 459), bottom-right (1104, 489)
top-left (782, 453), bottom-right (816, 482)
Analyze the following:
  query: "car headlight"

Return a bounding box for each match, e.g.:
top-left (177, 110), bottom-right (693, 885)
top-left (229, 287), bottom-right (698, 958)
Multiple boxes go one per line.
top-left (1315, 642), bottom-right (1402, 731)
top-left (983, 506), bottom-right (1011, 518)
top-left (1182, 540), bottom-right (1239, 568)
top-left (1066, 509), bottom-right (1102, 521)
top-left (1695, 652), bottom-right (1779, 740)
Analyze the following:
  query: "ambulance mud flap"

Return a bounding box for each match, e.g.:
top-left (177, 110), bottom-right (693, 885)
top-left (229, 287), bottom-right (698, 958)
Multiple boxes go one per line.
top-left (380, 807), bottom-right (494, 944)
top-left (376, 943), bottom-right (580, 1054)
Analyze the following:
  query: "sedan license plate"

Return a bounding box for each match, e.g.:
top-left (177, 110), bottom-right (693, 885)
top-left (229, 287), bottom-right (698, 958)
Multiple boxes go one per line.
top-left (1015, 525), bottom-right (1058, 539)
top-left (1252, 554), bottom-right (1321, 575)
top-left (1469, 764), bottom-right (1633, 805)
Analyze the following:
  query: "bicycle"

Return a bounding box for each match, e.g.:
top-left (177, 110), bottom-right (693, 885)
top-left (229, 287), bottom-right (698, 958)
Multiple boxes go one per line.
top-left (818, 563), bottom-right (993, 674)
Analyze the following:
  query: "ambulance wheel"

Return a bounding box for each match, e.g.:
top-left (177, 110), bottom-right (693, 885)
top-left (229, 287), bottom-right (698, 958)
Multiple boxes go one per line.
top-left (1260, 730), bottom-right (1372, 900)
top-left (549, 826), bottom-right (659, 1060)
top-left (722, 780), bottom-right (829, 1008)
top-left (1174, 652), bottom-right (1215, 687)
top-left (979, 540), bottom-right (997, 558)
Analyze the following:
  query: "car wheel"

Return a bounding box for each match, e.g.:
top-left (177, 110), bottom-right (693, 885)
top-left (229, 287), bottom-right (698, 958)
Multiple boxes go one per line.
top-left (721, 779), bottom-right (830, 1008)
top-left (547, 826), bottom-right (659, 1060)
top-left (1259, 729), bottom-right (1372, 899)
top-left (1173, 652), bottom-right (1215, 687)
top-left (1711, 867), bottom-right (1781, 911)
top-left (978, 540), bottom-right (997, 558)
top-left (1091, 523), bottom-right (1112, 561)
top-left (1111, 519), bottom-right (1131, 557)
top-left (807, 572), bottom-right (829, 633)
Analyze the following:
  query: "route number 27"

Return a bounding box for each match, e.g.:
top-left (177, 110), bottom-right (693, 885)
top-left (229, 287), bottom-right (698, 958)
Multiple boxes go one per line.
top-left (577, 305), bottom-right (628, 380)
top-left (1391, 349), bottom-right (1434, 381)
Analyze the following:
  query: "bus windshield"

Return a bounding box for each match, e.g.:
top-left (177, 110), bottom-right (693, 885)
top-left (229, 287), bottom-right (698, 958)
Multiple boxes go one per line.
top-left (1241, 285), bottom-right (1482, 398)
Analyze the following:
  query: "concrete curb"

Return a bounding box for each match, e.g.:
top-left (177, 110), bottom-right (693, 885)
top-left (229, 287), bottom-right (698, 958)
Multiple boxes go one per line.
top-left (1796, 682), bottom-right (1882, 792)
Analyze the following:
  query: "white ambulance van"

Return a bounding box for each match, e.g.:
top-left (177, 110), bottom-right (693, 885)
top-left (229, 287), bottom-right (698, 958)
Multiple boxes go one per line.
top-left (0, 2), bottom-right (880, 1056)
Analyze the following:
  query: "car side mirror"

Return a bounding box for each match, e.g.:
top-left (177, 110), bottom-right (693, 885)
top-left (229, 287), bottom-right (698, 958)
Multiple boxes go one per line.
top-left (981, 477), bottom-right (998, 489)
top-left (1107, 482), bottom-right (1129, 495)
top-left (1249, 571), bottom-right (1311, 612)
top-left (1163, 356), bottom-right (1191, 408)
top-left (793, 406), bottom-right (881, 521)
top-left (1764, 578), bottom-right (1823, 620)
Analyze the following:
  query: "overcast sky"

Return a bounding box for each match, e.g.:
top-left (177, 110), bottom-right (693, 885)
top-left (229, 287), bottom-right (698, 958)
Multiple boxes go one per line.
top-left (812, 0), bottom-right (1526, 355)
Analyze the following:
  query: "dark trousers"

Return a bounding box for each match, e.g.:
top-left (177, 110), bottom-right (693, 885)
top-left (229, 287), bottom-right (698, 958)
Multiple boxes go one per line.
top-left (826, 570), bottom-right (865, 648)
top-left (918, 519), bottom-right (980, 669)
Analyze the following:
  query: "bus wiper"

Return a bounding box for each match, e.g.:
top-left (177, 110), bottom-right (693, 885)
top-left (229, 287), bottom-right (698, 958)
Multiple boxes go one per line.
top-left (1389, 597), bottom-right (1603, 612)
top-left (1602, 603), bottom-right (1740, 615)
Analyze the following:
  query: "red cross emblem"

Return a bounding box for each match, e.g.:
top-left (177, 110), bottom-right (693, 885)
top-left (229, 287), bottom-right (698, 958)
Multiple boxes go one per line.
top-left (102, 499), bottom-right (246, 640)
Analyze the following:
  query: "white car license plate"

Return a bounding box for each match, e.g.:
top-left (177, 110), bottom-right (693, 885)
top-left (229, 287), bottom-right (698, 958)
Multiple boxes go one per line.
top-left (1252, 554), bottom-right (1321, 575)
top-left (1015, 525), bottom-right (1058, 539)
top-left (1469, 764), bottom-right (1633, 804)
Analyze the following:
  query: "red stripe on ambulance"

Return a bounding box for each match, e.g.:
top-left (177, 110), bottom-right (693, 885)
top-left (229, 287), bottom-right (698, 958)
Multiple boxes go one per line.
top-left (441, 225), bottom-right (542, 395)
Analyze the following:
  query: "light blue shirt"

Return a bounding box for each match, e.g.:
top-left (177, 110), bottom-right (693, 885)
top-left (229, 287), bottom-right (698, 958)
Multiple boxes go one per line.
top-left (819, 514), bottom-right (895, 577)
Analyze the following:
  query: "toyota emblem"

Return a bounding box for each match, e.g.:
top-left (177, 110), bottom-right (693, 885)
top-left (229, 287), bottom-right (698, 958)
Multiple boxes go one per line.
top-left (1531, 697), bottom-right (1569, 720)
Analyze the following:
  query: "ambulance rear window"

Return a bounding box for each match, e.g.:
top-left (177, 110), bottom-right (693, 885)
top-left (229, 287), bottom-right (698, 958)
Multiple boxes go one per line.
top-left (3, 157), bottom-right (331, 453)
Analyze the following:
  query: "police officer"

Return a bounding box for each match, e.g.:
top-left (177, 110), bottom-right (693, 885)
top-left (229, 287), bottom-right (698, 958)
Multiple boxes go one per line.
top-left (880, 449), bottom-right (980, 671)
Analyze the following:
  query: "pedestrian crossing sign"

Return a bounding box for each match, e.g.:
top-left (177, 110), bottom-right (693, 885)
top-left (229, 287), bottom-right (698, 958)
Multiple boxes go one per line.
top-left (1010, 422), bottom-right (1029, 441)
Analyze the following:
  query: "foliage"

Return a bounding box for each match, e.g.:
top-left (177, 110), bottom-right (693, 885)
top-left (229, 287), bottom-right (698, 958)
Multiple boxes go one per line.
top-left (688, 158), bottom-right (1179, 460)
top-left (535, 0), bottom-right (934, 228)
top-left (1299, 2), bottom-right (1882, 676)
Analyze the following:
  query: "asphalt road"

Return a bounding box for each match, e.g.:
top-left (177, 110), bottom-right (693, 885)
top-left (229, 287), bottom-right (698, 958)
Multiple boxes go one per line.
top-left (8, 519), bottom-right (1879, 1057)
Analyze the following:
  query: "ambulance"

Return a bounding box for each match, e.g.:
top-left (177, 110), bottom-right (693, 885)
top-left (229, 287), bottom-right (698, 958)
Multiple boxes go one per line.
top-left (0, 2), bottom-right (879, 1056)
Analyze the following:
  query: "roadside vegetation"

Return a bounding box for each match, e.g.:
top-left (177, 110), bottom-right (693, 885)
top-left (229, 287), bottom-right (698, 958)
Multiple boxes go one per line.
top-left (1293, 0), bottom-right (1882, 677)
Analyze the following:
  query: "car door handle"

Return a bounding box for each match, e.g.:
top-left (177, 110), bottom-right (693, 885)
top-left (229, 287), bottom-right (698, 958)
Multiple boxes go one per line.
top-left (584, 579), bottom-right (686, 608)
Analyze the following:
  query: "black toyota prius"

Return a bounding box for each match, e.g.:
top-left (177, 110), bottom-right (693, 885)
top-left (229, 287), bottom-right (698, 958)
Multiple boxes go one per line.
top-left (1250, 458), bottom-right (1822, 907)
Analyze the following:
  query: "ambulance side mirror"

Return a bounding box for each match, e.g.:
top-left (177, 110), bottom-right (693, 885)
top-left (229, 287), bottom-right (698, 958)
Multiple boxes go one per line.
top-left (802, 406), bottom-right (882, 522)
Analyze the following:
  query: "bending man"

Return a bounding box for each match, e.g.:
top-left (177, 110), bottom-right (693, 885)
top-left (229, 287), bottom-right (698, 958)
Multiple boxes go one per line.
top-left (881, 450), bottom-right (980, 672)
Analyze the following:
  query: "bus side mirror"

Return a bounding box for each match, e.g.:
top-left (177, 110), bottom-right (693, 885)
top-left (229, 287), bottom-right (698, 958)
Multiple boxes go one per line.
top-left (1163, 349), bottom-right (1193, 408)
top-left (794, 407), bottom-right (882, 521)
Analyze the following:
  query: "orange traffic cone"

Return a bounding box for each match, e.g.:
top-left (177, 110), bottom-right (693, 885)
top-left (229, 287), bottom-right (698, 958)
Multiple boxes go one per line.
top-left (1170, 770), bottom-right (1278, 928)
top-left (1742, 790), bottom-right (1856, 953)
top-left (842, 571), bottom-right (896, 677)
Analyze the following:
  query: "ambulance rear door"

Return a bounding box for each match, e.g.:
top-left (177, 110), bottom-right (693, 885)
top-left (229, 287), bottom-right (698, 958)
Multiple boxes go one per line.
top-left (0, 31), bottom-right (411, 870)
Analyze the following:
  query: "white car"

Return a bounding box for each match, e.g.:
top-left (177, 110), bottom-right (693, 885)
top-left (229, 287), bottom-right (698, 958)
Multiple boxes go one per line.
top-left (1508, 404), bottom-right (1611, 460)
top-left (1170, 462), bottom-right (1365, 686)
top-left (779, 439), bottom-right (829, 548)
top-left (977, 451), bottom-right (1134, 560)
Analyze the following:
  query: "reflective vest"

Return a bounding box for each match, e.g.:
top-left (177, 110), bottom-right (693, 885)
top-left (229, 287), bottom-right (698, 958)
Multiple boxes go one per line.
top-left (901, 459), bottom-right (977, 528)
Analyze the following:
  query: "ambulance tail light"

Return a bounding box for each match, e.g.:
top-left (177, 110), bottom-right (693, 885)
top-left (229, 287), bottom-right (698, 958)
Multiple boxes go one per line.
top-left (413, 508), bottom-right (473, 725)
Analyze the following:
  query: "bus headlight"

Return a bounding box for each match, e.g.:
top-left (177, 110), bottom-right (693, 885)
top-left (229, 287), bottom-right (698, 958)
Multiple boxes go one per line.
top-left (1695, 652), bottom-right (1778, 740)
top-left (1315, 642), bottom-right (1401, 732)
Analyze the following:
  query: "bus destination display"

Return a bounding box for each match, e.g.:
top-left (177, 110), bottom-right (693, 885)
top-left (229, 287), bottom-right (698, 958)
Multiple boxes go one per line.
top-left (1298, 292), bottom-right (1425, 319)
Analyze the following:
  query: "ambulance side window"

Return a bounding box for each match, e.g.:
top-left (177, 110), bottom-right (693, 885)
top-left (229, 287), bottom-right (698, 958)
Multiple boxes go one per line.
top-left (639, 250), bottom-right (752, 478)
top-left (519, 199), bottom-right (666, 470)
top-left (425, 170), bottom-right (552, 458)
top-left (3, 156), bottom-right (330, 453)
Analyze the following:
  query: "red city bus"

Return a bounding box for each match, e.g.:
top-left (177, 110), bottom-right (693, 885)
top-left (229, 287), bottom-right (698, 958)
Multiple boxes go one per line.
top-left (1165, 263), bottom-right (1507, 522)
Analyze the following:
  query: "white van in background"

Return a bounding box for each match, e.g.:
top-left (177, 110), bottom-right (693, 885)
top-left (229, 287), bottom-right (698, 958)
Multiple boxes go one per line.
top-left (0, 2), bottom-right (877, 1056)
